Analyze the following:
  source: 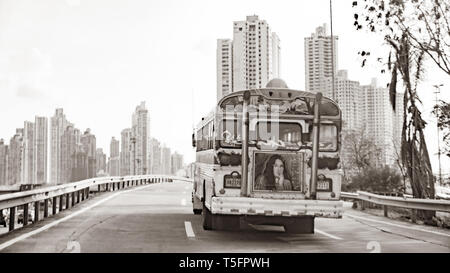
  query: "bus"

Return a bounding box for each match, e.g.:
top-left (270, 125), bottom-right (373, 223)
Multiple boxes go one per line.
top-left (192, 79), bottom-right (343, 233)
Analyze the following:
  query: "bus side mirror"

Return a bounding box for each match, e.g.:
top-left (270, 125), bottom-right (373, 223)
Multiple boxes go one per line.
top-left (192, 133), bottom-right (196, 147)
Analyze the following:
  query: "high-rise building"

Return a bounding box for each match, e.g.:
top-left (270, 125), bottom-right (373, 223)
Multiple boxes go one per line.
top-left (120, 128), bottom-right (132, 176)
top-left (304, 24), bottom-right (338, 94)
top-left (0, 139), bottom-right (8, 186)
top-left (8, 131), bottom-right (23, 185)
top-left (61, 125), bottom-right (77, 184)
top-left (72, 143), bottom-right (88, 181)
top-left (217, 39), bottom-right (233, 101)
top-left (161, 145), bottom-right (171, 175)
top-left (34, 116), bottom-right (48, 184)
top-left (361, 79), bottom-right (404, 166)
top-left (170, 152), bottom-right (184, 175)
top-left (131, 102), bottom-right (150, 175)
top-left (272, 32), bottom-right (281, 78)
top-left (232, 15), bottom-right (280, 92)
top-left (22, 121), bottom-right (35, 184)
top-left (109, 137), bottom-right (120, 176)
top-left (50, 109), bottom-right (68, 184)
top-left (80, 129), bottom-right (96, 178)
top-left (325, 70), bottom-right (362, 130)
top-left (95, 148), bottom-right (106, 175)
top-left (149, 138), bottom-right (161, 174)
top-left (96, 148), bottom-right (107, 175)
top-left (217, 15), bottom-right (281, 102)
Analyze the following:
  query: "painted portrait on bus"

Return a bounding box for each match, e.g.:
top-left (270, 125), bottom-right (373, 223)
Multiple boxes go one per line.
top-left (253, 152), bottom-right (303, 192)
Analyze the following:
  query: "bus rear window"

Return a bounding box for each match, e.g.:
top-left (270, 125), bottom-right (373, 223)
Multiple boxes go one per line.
top-left (256, 122), bottom-right (301, 151)
top-left (319, 125), bottom-right (337, 151)
top-left (220, 119), bottom-right (243, 147)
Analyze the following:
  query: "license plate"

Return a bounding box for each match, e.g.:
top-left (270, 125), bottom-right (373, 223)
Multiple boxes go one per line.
top-left (317, 180), bottom-right (331, 191)
top-left (225, 177), bottom-right (241, 188)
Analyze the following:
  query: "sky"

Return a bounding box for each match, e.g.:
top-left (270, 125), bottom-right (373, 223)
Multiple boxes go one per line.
top-left (0, 0), bottom-right (449, 175)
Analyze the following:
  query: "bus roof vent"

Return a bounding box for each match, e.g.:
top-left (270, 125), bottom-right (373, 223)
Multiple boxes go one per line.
top-left (266, 78), bottom-right (288, 89)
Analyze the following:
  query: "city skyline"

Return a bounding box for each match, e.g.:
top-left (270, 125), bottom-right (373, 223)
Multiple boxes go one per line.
top-left (0, 102), bottom-right (185, 185)
top-left (0, 0), bottom-right (448, 175)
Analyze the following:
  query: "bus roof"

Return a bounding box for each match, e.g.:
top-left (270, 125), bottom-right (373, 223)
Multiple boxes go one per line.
top-left (218, 88), bottom-right (338, 106)
top-left (217, 88), bottom-right (341, 117)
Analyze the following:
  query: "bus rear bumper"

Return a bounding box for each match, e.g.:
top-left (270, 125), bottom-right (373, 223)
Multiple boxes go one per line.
top-left (210, 197), bottom-right (343, 218)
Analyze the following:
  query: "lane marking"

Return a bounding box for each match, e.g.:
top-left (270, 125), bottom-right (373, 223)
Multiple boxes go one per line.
top-left (184, 221), bottom-right (195, 238)
top-left (315, 228), bottom-right (343, 240)
top-left (346, 213), bottom-right (450, 238)
top-left (0, 184), bottom-right (153, 252)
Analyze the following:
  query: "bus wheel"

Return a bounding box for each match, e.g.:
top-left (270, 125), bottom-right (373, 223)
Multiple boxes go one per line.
top-left (202, 202), bottom-right (213, 230)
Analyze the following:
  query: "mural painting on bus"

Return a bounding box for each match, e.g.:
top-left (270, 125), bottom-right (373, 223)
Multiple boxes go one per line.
top-left (253, 152), bottom-right (304, 192)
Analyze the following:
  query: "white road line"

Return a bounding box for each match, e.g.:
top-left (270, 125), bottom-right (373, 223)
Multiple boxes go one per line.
top-left (346, 213), bottom-right (450, 238)
top-left (315, 228), bottom-right (343, 240)
top-left (0, 184), bottom-right (153, 252)
top-left (184, 221), bottom-right (195, 238)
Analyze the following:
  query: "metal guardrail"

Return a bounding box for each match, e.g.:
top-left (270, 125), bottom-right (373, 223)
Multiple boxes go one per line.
top-left (0, 175), bottom-right (193, 233)
top-left (341, 191), bottom-right (450, 216)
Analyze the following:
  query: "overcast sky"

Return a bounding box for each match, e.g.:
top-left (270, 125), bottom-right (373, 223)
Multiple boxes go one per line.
top-left (0, 0), bottom-right (448, 175)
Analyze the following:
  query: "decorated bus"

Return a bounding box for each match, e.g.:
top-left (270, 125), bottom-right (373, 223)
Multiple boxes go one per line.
top-left (192, 79), bottom-right (343, 233)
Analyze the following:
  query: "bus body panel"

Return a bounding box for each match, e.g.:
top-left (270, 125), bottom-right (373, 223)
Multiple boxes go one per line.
top-left (210, 197), bottom-right (343, 218)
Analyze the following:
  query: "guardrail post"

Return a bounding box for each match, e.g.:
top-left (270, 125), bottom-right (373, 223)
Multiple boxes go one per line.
top-left (411, 209), bottom-right (417, 223)
top-left (9, 207), bottom-right (15, 231)
top-left (383, 205), bottom-right (388, 217)
top-left (81, 189), bottom-right (84, 201)
top-left (23, 203), bottom-right (29, 226)
top-left (112, 183), bottom-right (115, 191)
top-left (66, 193), bottom-right (70, 209)
top-left (86, 188), bottom-right (89, 199)
top-left (60, 195), bottom-right (64, 211)
top-left (53, 197), bottom-right (57, 215)
top-left (71, 192), bottom-right (75, 207)
top-left (34, 201), bottom-right (40, 222)
top-left (361, 200), bottom-right (365, 210)
top-left (98, 185), bottom-right (101, 192)
top-left (77, 190), bottom-right (80, 203)
top-left (44, 199), bottom-right (49, 218)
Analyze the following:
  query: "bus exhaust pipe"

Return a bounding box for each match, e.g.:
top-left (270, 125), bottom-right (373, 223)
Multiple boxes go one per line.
top-left (310, 92), bottom-right (322, 200)
top-left (240, 90), bottom-right (251, 197)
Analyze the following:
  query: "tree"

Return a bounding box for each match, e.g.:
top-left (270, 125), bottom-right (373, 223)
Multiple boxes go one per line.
top-left (433, 100), bottom-right (450, 158)
top-left (345, 165), bottom-right (403, 193)
top-left (352, 0), bottom-right (450, 222)
top-left (341, 128), bottom-right (382, 176)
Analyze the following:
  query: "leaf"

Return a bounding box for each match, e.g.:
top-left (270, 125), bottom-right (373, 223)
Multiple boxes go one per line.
top-left (352, 1), bottom-right (358, 7)
top-left (354, 13), bottom-right (358, 20)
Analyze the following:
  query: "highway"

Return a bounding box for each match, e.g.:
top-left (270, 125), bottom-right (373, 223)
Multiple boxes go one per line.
top-left (0, 180), bottom-right (449, 253)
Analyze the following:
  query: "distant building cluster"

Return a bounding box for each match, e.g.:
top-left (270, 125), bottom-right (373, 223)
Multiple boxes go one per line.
top-left (0, 102), bottom-right (184, 187)
top-left (108, 102), bottom-right (184, 177)
top-left (217, 15), bottom-right (281, 102)
top-left (306, 24), bottom-right (403, 167)
top-left (216, 18), bottom-right (403, 168)
top-left (0, 117), bottom-right (48, 186)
